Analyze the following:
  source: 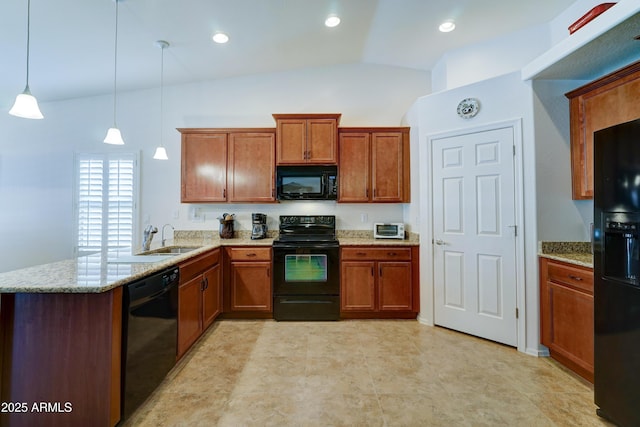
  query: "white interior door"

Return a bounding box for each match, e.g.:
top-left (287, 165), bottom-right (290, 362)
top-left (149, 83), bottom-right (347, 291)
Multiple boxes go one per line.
top-left (432, 126), bottom-right (518, 346)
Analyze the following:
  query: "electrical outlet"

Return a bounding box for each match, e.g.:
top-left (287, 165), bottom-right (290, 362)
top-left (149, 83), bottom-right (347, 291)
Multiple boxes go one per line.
top-left (360, 213), bottom-right (368, 223)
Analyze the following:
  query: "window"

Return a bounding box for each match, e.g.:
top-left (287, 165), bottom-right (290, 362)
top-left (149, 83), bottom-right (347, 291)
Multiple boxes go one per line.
top-left (75, 153), bottom-right (138, 257)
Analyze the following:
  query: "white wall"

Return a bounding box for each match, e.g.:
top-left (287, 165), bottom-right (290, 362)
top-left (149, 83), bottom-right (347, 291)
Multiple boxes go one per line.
top-left (430, 25), bottom-right (550, 92)
top-left (532, 79), bottom-right (594, 241)
top-left (0, 63), bottom-right (430, 272)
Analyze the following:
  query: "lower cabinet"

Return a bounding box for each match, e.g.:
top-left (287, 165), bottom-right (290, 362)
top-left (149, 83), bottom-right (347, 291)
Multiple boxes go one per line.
top-left (539, 257), bottom-right (594, 382)
top-left (340, 246), bottom-right (419, 318)
top-left (177, 248), bottom-right (222, 359)
top-left (223, 247), bottom-right (272, 317)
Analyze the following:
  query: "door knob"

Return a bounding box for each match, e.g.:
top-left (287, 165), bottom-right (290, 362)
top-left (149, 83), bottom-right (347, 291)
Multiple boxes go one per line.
top-left (434, 239), bottom-right (445, 245)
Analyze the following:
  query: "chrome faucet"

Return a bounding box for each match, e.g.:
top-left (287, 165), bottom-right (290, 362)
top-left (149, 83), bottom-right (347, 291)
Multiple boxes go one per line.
top-left (161, 223), bottom-right (175, 247)
top-left (142, 225), bottom-right (158, 251)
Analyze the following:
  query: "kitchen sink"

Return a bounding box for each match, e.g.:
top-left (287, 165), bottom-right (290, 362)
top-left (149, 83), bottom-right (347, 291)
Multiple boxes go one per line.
top-left (139, 247), bottom-right (200, 255)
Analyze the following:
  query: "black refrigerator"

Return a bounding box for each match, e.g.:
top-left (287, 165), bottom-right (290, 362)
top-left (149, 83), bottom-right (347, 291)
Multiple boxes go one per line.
top-left (593, 118), bottom-right (640, 427)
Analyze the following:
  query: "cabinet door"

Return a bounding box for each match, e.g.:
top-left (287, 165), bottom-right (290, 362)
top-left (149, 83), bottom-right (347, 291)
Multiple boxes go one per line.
top-left (178, 275), bottom-right (203, 358)
top-left (181, 133), bottom-right (227, 202)
top-left (228, 132), bottom-right (275, 202)
top-left (341, 261), bottom-right (375, 311)
top-left (378, 262), bottom-right (412, 311)
top-left (202, 263), bottom-right (222, 329)
top-left (567, 62), bottom-right (640, 199)
top-left (276, 119), bottom-right (306, 164)
top-left (229, 261), bottom-right (272, 311)
top-left (547, 282), bottom-right (594, 373)
top-left (307, 119), bottom-right (337, 164)
top-left (338, 132), bottom-right (370, 202)
top-left (371, 132), bottom-right (403, 202)
top-left (577, 79), bottom-right (640, 198)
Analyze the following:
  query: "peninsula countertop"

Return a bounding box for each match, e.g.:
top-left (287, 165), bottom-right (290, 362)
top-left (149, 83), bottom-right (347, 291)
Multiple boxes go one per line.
top-left (0, 231), bottom-right (419, 294)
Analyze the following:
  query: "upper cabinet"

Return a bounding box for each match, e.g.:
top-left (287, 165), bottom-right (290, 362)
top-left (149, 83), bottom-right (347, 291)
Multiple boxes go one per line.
top-left (179, 128), bottom-right (276, 203)
top-left (338, 128), bottom-right (410, 203)
top-left (273, 114), bottom-right (341, 164)
top-left (566, 60), bottom-right (640, 199)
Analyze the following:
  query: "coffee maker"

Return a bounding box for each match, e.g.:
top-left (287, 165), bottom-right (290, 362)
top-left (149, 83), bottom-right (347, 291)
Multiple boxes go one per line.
top-left (251, 213), bottom-right (268, 239)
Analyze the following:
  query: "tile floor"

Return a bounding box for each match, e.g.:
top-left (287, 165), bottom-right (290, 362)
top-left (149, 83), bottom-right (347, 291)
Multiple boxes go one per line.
top-left (126, 320), bottom-right (612, 427)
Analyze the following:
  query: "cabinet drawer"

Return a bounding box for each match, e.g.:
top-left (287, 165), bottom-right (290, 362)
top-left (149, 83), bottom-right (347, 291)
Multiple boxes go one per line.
top-left (179, 249), bottom-right (220, 283)
top-left (341, 247), bottom-right (411, 261)
top-left (228, 247), bottom-right (271, 261)
top-left (547, 262), bottom-right (593, 294)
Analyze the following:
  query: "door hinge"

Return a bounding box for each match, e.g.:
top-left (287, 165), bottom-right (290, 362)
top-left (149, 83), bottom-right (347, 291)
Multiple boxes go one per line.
top-left (513, 145), bottom-right (516, 156)
top-left (515, 308), bottom-right (519, 319)
top-left (508, 225), bottom-right (518, 236)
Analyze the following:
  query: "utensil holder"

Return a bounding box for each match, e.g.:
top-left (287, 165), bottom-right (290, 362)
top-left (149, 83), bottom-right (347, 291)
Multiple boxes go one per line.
top-left (219, 220), bottom-right (234, 239)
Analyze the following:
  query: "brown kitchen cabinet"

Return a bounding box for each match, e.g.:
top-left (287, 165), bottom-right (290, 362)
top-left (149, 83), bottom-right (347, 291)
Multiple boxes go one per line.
top-left (565, 60), bottom-right (640, 199)
top-left (539, 257), bottom-right (594, 382)
top-left (223, 247), bottom-right (272, 317)
top-left (338, 128), bottom-right (410, 203)
top-left (179, 128), bottom-right (276, 203)
top-left (340, 246), bottom-right (419, 318)
top-left (178, 248), bottom-right (222, 358)
top-left (273, 113), bottom-right (341, 164)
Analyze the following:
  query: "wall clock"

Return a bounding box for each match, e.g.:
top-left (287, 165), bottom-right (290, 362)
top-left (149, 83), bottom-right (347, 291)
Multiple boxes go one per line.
top-left (457, 98), bottom-right (480, 119)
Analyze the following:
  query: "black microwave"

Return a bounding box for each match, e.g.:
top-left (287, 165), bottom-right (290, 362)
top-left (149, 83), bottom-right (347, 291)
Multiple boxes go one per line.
top-left (276, 165), bottom-right (337, 200)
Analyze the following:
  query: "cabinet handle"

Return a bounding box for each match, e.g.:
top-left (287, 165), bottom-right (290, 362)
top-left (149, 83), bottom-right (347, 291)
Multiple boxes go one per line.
top-left (379, 266), bottom-right (382, 277)
top-left (568, 275), bottom-right (583, 281)
top-left (204, 278), bottom-right (209, 290)
top-left (356, 252), bottom-right (367, 256)
top-left (373, 188), bottom-right (376, 198)
top-left (201, 279), bottom-right (205, 291)
top-left (387, 252), bottom-right (397, 256)
top-left (246, 253), bottom-right (257, 257)
top-left (371, 267), bottom-right (374, 276)
top-left (365, 188), bottom-right (369, 198)
top-left (223, 189), bottom-right (226, 198)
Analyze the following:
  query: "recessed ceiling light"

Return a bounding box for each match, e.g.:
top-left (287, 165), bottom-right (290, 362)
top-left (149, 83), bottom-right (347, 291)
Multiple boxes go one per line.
top-left (212, 32), bottom-right (229, 44)
top-left (325, 15), bottom-right (341, 28)
top-left (439, 21), bottom-right (456, 33)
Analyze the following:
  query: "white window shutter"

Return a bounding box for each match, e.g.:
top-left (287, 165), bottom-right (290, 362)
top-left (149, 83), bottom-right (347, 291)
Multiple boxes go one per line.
top-left (76, 153), bottom-right (137, 256)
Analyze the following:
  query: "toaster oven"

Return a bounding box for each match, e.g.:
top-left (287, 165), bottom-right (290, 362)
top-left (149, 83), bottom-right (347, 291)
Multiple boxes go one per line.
top-left (373, 223), bottom-right (405, 239)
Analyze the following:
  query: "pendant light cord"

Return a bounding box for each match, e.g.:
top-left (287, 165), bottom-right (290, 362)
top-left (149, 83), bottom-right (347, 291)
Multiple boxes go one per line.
top-left (25, 0), bottom-right (32, 91)
top-left (160, 44), bottom-right (165, 146)
top-left (112, 0), bottom-right (119, 127)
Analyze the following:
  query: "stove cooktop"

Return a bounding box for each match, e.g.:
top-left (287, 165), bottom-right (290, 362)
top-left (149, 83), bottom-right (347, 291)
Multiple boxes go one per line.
top-left (274, 215), bottom-right (337, 246)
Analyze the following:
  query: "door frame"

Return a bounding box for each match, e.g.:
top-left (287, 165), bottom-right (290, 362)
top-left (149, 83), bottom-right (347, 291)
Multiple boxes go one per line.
top-left (418, 118), bottom-right (526, 353)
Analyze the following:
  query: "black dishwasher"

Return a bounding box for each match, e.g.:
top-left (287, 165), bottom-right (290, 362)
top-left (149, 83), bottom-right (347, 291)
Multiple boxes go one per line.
top-left (121, 266), bottom-right (179, 422)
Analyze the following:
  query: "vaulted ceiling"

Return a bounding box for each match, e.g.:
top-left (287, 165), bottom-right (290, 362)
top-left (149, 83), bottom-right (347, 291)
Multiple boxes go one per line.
top-left (0, 0), bottom-right (576, 103)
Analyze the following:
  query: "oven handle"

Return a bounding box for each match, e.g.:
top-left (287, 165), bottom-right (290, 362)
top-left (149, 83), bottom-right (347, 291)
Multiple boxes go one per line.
top-left (279, 299), bottom-right (334, 304)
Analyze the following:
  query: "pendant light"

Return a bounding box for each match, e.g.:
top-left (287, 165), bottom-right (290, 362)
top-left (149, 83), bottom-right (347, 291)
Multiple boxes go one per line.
top-left (9, 0), bottom-right (44, 119)
top-left (104, 0), bottom-right (124, 145)
top-left (153, 40), bottom-right (169, 160)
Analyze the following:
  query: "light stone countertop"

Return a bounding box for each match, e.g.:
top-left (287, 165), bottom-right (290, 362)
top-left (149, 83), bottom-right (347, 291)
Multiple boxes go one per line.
top-left (0, 230), bottom-right (419, 294)
top-left (538, 241), bottom-right (593, 268)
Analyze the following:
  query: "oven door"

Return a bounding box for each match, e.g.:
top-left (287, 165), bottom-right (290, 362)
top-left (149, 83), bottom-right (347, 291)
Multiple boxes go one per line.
top-left (273, 245), bottom-right (339, 296)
